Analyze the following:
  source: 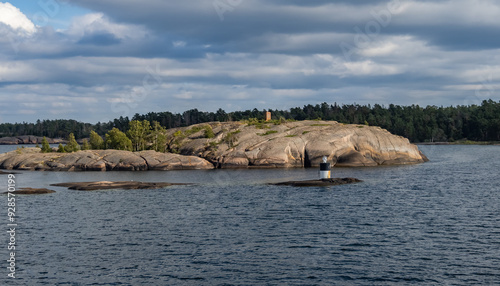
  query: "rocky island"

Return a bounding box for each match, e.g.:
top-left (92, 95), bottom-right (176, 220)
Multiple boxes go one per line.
top-left (3, 188), bottom-right (56, 195)
top-left (166, 120), bottom-right (428, 168)
top-left (0, 120), bottom-right (428, 171)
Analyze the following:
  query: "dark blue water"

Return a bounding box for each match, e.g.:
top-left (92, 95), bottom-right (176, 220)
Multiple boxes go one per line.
top-left (1, 145), bottom-right (500, 285)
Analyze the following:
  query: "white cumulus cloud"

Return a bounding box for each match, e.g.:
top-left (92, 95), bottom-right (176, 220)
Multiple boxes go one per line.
top-left (66, 12), bottom-right (146, 40)
top-left (0, 2), bottom-right (36, 36)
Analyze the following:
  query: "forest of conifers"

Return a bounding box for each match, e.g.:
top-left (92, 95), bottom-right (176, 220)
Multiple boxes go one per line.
top-left (1, 99), bottom-right (499, 143)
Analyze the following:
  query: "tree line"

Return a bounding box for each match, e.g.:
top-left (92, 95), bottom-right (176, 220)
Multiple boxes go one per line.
top-left (2, 99), bottom-right (500, 143)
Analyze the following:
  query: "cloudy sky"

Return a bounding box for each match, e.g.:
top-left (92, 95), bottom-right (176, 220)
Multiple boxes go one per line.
top-left (1, 0), bottom-right (499, 123)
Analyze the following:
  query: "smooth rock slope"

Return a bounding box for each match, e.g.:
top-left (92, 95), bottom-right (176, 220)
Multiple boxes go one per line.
top-left (167, 120), bottom-right (428, 168)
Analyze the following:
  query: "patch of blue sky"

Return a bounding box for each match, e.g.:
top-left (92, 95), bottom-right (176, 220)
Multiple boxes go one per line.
top-left (6, 0), bottom-right (91, 30)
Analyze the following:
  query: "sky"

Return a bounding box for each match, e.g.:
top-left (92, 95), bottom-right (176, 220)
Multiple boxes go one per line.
top-left (1, 0), bottom-right (499, 124)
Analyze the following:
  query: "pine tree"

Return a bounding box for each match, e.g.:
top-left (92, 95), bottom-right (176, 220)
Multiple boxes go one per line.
top-left (89, 131), bottom-right (104, 150)
top-left (64, 133), bottom-right (80, 153)
top-left (41, 137), bottom-right (52, 153)
top-left (81, 139), bottom-right (91, 150)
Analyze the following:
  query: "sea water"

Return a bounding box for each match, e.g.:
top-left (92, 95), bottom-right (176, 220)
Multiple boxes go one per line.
top-left (0, 145), bottom-right (499, 285)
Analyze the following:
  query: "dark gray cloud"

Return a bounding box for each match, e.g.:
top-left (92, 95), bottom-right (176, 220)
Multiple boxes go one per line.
top-left (64, 0), bottom-right (500, 54)
top-left (1, 0), bottom-right (500, 123)
top-left (77, 31), bottom-right (121, 45)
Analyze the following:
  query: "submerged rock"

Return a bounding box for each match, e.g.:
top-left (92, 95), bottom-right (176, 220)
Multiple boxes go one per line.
top-left (272, 178), bottom-right (362, 187)
top-left (51, 181), bottom-right (187, 191)
top-left (4, 188), bottom-right (56, 194)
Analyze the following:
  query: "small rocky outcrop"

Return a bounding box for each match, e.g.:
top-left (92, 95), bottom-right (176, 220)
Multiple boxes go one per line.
top-left (137, 150), bottom-right (215, 170)
top-left (0, 170), bottom-right (18, 175)
top-left (4, 188), bottom-right (56, 194)
top-left (0, 148), bottom-right (214, 171)
top-left (51, 181), bottom-right (186, 191)
top-left (166, 121), bottom-right (429, 168)
top-left (272, 178), bottom-right (362, 187)
top-left (0, 136), bottom-right (65, 145)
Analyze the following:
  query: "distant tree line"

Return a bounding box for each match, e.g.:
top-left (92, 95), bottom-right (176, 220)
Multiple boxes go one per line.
top-left (2, 100), bottom-right (500, 143)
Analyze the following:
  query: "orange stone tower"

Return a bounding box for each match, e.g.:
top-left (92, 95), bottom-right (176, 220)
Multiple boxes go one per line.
top-left (265, 111), bottom-right (272, 122)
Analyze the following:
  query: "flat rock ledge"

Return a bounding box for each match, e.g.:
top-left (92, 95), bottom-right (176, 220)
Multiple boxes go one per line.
top-left (51, 181), bottom-right (188, 191)
top-left (0, 148), bottom-right (214, 171)
top-left (4, 188), bottom-right (56, 195)
top-left (272, 177), bottom-right (362, 187)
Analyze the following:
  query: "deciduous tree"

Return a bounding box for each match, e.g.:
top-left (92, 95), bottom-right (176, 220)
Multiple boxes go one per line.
top-left (150, 121), bottom-right (167, 152)
top-left (105, 128), bottom-right (132, 151)
top-left (127, 120), bottom-right (151, 151)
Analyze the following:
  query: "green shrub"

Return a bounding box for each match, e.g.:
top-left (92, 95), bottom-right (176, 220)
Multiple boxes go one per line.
top-left (223, 130), bottom-right (241, 147)
top-left (272, 117), bottom-right (287, 125)
top-left (310, 124), bottom-right (330, 127)
top-left (302, 131), bottom-right (310, 135)
top-left (259, 130), bottom-right (278, 136)
top-left (173, 130), bottom-right (183, 137)
top-left (246, 118), bottom-right (271, 129)
top-left (245, 118), bottom-right (257, 124)
top-left (209, 141), bottom-right (219, 151)
top-left (204, 125), bottom-right (215, 138)
top-left (184, 126), bottom-right (204, 136)
top-left (285, 135), bottom-right (297, 138)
